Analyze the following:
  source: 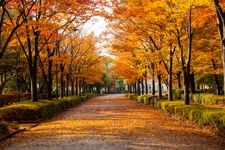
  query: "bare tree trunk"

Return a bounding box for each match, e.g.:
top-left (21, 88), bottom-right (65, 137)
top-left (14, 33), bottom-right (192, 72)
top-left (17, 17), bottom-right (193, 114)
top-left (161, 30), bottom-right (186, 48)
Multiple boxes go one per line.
top-left (157, 74), bottom-right (162, 99)
top-left (168, 49), bottom-right (173, 101)
top-left (190, 73), bottom-right (195, 93)
top-left (60, 65), bottom-right (64, 98)
top-left (145, 70), bottom-right (148, 94)
top-left (151, 63), bottom-right (155, 95)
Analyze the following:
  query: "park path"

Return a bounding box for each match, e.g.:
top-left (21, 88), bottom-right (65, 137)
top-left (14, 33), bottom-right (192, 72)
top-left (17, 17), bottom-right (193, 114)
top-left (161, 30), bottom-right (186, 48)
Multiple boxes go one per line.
top-left (0, 94), bottom-right (225, 150)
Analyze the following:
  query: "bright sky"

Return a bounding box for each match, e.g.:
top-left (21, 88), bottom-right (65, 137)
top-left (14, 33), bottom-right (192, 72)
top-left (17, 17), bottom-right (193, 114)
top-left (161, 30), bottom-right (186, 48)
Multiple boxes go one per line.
top-left (83, 16), bottom-right (111, 56)
top-left (82, 5), bottom-right (113, 57)
top-left (82, 16), bottom-right (107, 36)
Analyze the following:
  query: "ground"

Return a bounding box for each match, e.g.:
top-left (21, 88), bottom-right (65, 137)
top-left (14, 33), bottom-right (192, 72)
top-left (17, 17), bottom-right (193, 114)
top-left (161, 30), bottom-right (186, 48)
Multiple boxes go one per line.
top-left (0, 94), bottom-right (225, 150)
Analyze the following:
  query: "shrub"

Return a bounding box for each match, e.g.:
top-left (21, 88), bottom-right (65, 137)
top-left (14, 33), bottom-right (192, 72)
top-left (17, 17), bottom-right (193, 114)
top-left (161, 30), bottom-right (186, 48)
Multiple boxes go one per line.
top-left (154, 100), bottom-right (225, 131)
top-left (0, 121), bottom-right (9, 134)
top-left (131, 94), bottom-right (138, 101)
top-left (0, 103), bottom-right (39, 121)
top-left (144, 95), bottom-right (158, 106)
top-left (0, 93), bottom-right (31, 107)
top-left (126, 93), bottom-right (135, 99)
top-left (143, 95), bottom-right (152, 105)
top-left (191, 93), bottom-right (225, 105)
top-left (137, 95), bottom-right (145, 103)
top-left (172, 89), bottom-right (184, 99)
top-left (0, 95), bottom-right (88, 122)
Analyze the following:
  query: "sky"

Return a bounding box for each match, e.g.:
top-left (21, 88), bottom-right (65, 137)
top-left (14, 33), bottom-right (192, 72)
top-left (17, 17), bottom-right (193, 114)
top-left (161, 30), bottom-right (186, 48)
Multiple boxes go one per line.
top-left (82, 16), bottom-right (108, 37)
top-left (82, 16), bottom-right (111, 56)
top-left (82, 5), bottom-right (113, 57)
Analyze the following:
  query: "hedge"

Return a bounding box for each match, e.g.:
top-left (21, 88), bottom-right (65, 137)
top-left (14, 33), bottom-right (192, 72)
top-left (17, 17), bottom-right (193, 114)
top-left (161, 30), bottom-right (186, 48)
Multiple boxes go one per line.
top-left (190, 93), bottom-right (225, 106)
top-left (0, 93), bottom-right (31, 107)
top-left (172, 89), bottom-right (184, 99)
top-left (137, 95), bottom-right (146, 103)
top-left (155, 100), bottom-right (225, 131)
top-left (0, 94), bottom-right (94, 122)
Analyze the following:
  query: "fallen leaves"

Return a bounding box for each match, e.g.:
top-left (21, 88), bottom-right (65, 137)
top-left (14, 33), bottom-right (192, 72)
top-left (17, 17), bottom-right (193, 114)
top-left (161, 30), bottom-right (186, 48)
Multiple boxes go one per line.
top-left (1, 95), bottom-right (225, 149)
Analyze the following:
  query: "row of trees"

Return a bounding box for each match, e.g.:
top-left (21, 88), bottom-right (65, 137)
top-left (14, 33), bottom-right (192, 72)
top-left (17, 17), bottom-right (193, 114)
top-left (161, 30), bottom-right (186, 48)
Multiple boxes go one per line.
top-left (0, 0), bottom-right (106, 101)
top-left (108, 0), bottom-right (225, 105)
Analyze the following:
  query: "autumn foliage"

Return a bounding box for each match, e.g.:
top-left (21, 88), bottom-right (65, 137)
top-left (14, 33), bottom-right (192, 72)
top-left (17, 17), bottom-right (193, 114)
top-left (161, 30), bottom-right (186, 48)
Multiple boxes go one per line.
top-left (0, 0), bottom-right (106, 101)
top-left (108, 0), bottom-right (225, 104)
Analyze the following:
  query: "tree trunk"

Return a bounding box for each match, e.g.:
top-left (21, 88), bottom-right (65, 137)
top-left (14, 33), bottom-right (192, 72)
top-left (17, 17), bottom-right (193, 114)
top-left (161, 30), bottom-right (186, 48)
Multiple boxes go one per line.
top-left (183, 70), bottom-right (190, 105)
top-left (137, 80), bottom-right (141, 95)
top-left (75, 77), bottom-right (78, 96)
top-left (60, 65), bottom-right (64, 98)
top-left (47, 59), bottom-right (53, 100)
top-left (168, 49), bottom-right (173, 101)
top-left (151, 63), bottom-right (155, 95)
top-left (30, 30), bottom-right (39, 102)
top-left (190, 73), bottom-right (195, 93)
top-left (211, 59), bottom-right (222, 95)
top-left (30, 56), bottom-right (38, 102)
top-left (71, 80), bottom-right (75, 96)
top-left (145, 70), bottom-right (148, 94)
top-left (141, 77), bottom-right (144, 95)
top-left (157, 74), bottom-right (162, 99)
top-left (66, 74), bottom-right (69, 97)
top-left (177, 72), bottom-right (182, 89)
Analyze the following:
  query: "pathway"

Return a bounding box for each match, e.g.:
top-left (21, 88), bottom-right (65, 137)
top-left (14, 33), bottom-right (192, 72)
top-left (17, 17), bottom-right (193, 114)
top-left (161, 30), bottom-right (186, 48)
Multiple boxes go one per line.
top-left (1, 94), bottom-right (225, 150)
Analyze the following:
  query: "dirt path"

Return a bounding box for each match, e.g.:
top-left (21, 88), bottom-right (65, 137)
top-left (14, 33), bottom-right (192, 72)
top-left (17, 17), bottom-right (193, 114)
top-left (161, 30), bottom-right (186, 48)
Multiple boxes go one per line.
top-left (1, 94), bottom-right (225, 150)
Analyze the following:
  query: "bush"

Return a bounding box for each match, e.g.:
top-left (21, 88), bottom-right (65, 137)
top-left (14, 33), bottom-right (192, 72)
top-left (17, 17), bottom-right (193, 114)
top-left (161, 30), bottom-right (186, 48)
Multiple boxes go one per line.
top-left (137, 95), bottom-right (145, 103)
top-left (143, 95), bottom-right (152, 105)
top-left (172, 89), bottom-right (184, 99)
top-left (0, 95), bottom-right (88, 122)
top-left (0, 93), bottom-right (31, 107)
top-left (0, 121), bottom-right (9, 134)
top-left (154, 100), bottom-right (225, 131)
top-left (144, 95), bottom-right (158, 105)
top-left (126, 93), bottom-right (135, 99)
top-left (191, 93), bottom-right (225, 105)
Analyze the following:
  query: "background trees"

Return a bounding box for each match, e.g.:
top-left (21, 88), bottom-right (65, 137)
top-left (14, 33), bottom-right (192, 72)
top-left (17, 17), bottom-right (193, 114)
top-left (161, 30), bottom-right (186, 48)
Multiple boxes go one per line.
top-left (109, 0), bottom-right (224, 104)
top-left (0, 0), bottom-right (106, 102)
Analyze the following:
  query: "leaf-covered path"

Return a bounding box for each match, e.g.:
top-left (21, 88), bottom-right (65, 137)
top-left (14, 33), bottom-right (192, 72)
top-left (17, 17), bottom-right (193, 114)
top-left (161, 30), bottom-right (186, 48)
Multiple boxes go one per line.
top-left (1, 95), bottom-right (225, 150)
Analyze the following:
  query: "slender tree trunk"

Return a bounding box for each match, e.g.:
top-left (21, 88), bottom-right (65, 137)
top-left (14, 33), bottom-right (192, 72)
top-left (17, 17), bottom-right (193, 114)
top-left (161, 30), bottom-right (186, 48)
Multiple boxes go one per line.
top-left (47, 59), bottom-right (53, 100)
top-left (177, 72), bottom-right (182, 89)
top-left (71, 80), bottom-right (74, 96)
top-left (145, 70), bottom-right (148, 94)
top-left (137, 80), bottom-right (141, 95)
top-left (151, 63), bottom-right (155, 95)
top-left (168, 49), bottom-right (173, 101)
top-left (66, 74), bottom-right (69, 97)
top-left (75, 77), bottom-right (78, 96)
top-left (30, 31), bottom-right (39, 102)
top-left (141, 77), bottom-right (144, 95)
top-left (211, 59), bottom-right (222, 95)
top-left (30, 55), bottom-right (38, 102)
top-left (157, 74), bottom-right (162, 99)
top-left (190, 73), bottom-right (195, 93)
top-left (60, 65), bottom-right (64, 98)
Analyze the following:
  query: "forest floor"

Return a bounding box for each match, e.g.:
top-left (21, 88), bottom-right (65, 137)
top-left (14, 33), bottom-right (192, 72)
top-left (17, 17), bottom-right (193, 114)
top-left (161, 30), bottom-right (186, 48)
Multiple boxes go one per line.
top-left (0, 94), bottom-right (225, 150)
